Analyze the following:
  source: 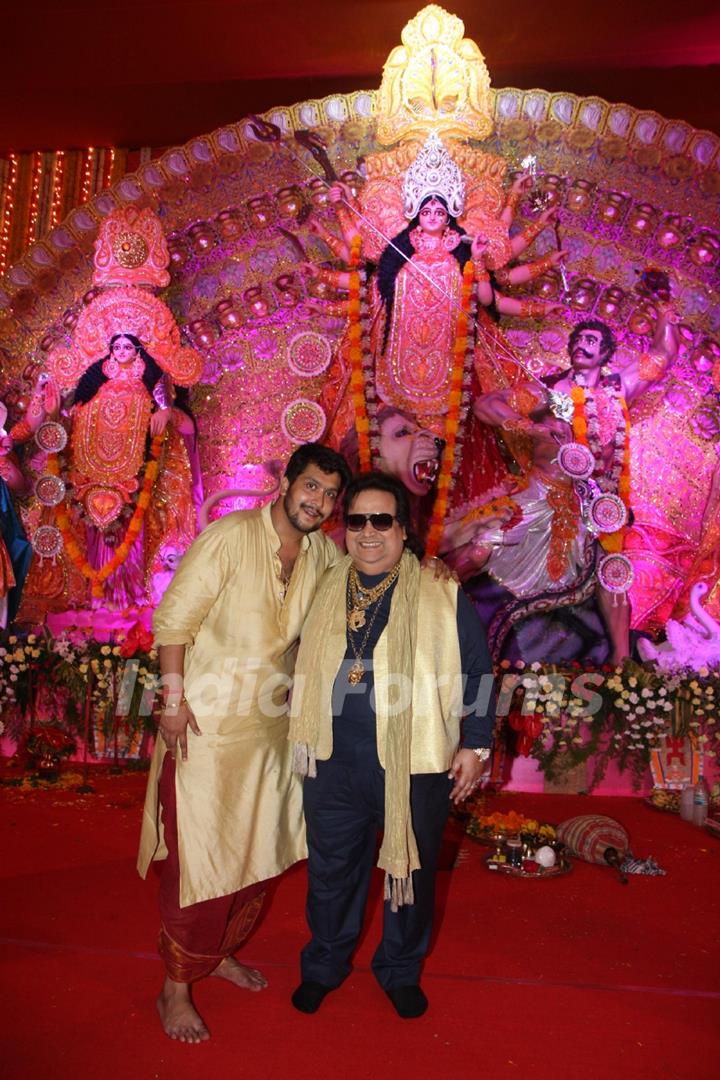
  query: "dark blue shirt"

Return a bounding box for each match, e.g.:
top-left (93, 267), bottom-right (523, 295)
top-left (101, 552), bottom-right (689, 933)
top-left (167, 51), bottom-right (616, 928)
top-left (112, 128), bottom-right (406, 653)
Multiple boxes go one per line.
top-left (331, 569), bottom-right (495, 765)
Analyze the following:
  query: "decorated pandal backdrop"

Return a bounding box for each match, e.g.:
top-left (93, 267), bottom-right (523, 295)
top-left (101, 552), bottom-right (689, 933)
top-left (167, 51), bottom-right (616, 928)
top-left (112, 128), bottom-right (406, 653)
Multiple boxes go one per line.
top-left (0, 149), bottom-right (151, 277)
top-left (1, 7), bottom-right (720, 707)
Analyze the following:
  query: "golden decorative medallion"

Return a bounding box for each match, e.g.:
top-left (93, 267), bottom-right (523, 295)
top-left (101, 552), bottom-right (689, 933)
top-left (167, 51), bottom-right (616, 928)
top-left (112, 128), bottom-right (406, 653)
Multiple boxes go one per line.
top-left (93, 206), bottom-right (171, 288)
top-left (348, 660), bottom-right (365, 686)
top-left (112, 231), bottom-right (149, 269)
top-left (348, 608), bottom-right (366, 631)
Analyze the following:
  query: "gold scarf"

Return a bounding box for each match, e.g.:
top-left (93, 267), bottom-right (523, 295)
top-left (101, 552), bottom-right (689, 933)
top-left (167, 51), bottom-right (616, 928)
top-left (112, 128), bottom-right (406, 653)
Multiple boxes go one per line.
top-left (290, 550), bottom-right (421, 909)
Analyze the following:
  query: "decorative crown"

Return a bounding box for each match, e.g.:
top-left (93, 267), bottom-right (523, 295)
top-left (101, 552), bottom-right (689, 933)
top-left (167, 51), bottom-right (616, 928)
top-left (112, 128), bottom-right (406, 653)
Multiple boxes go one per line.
top-left (376, 5), bottom-right (493, 146)
top-left (402, 132), bottom-right (465, 219)
top-left (93, 206), bottom-right (171, 288)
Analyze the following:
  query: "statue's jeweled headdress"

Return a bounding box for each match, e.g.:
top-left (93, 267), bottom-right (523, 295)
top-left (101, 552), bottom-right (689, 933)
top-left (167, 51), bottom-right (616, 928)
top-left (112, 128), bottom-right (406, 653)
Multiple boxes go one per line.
top-left (402, 132), bottom-right (465, 219)
top-left (376, 5), bottom-right (493, 146)
top-left (93, 206), bottom-right (171, 288)
top-left (45, 206), bottom-right (202, 391)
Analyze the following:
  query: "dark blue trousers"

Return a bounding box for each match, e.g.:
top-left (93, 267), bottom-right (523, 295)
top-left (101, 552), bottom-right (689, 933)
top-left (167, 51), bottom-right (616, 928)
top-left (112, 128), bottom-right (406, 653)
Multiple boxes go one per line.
top-left (300, 743), bottom-right (451, 990)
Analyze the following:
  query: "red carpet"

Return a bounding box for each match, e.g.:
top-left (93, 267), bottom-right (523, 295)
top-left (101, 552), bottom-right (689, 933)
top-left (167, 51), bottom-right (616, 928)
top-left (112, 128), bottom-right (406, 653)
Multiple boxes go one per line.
top-left (2, 773), bottom-right (719, 1080)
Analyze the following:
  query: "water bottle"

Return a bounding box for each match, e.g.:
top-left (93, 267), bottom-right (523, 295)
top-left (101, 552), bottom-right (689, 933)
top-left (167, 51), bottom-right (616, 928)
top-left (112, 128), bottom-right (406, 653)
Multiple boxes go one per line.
top-left (692, 777), bottom-right (709, 827)
top-left (679, 784), bottom-right (695, 822)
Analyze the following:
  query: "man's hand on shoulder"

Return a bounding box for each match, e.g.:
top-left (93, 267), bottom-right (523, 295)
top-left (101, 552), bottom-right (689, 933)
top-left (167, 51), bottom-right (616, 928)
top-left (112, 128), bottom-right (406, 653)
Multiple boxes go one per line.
top-left (421, 555), bottom-right (458, 583)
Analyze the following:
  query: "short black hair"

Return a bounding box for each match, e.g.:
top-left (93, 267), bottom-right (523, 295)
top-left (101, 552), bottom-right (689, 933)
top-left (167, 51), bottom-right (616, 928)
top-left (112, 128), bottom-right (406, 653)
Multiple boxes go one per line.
top-left (284, 442), bottom-right (351, 491)
top-left (342, 470), bottom-right (424, 559)
top-left (568, 319), bottom-right (617, 362)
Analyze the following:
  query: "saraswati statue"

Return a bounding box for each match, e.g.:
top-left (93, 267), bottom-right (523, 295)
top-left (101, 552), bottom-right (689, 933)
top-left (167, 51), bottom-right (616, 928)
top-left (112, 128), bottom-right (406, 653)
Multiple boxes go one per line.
top-left (13, 206), bottom-right (204, 615)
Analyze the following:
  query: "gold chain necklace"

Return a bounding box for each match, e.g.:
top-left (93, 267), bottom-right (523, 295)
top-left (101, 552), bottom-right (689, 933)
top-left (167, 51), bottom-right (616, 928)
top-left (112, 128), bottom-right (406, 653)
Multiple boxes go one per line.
top-left (347, 561), bottom-right (400, 631)
top-left (346, 565), bottom-right (399, 685)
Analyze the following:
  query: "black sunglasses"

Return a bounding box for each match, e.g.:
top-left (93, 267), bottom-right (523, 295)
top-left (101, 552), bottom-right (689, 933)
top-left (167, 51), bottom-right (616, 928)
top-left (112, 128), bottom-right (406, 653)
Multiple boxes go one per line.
top-left (345, 512), bottom-right (398, 532)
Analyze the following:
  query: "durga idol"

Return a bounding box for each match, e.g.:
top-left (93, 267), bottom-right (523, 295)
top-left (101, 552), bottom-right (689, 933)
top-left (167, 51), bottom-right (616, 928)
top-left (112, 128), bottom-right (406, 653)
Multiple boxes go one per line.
top-left (309, 131), bottom-right (561, 551)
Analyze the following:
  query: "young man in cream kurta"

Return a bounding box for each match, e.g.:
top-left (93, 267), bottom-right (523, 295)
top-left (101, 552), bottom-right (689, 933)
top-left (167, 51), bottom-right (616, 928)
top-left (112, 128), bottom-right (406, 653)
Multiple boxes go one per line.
top-left (137, 443), bottom-right (349, 1043)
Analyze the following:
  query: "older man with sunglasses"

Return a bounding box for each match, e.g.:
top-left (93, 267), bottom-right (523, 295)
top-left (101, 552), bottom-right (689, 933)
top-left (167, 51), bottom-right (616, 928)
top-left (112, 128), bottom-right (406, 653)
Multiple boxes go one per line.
top-left (289, 471), bottom-right (495, 1019)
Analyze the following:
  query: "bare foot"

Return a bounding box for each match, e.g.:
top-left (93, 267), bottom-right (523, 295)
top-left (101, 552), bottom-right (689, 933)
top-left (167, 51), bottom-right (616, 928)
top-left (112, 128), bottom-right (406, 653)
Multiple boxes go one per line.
top-left (156, 977), bottom-right (210, 1043)
top-left (212, 955), bottom-right (268, 991)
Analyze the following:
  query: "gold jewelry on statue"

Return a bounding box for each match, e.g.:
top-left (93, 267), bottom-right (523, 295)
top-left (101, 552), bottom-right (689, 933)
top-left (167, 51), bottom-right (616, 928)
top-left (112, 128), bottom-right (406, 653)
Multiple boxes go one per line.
top-left (638, 351), bottom-right (665, 380)
top-left (519, 217), bottom-right (547, 247)
top-left (317, 267), bottom-right (341, 286)
top-left (318, 230), bottom-right (348, 261)
top-left (8, 419), bottom-right (33, 443)
top-left (524, 252), bottom-right (556, 280)
top-left (493, 267), bottom-right (511, 287)
top-left (335, 204), bottom-right (358, 245)
top-left (316, 300), bottom-right (349, 318)
top-left (504, 188), bottom-right (521, 214)
top-left (517, 298), bottom-right (549, 318)
top-left (501, 417), bottom-right (534, 434)
top-left (474, 264), bottom-right (490, 283)
top-left (508, 385), bottom-right (542, 418)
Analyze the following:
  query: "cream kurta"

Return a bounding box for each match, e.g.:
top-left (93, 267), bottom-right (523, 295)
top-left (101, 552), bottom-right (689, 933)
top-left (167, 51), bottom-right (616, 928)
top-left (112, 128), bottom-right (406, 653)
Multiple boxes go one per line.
top-left (137, 502), bottom-right (338, 906)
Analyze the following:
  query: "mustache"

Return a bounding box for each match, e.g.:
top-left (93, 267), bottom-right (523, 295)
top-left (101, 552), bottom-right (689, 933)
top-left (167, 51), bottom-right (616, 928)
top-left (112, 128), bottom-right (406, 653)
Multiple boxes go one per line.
top-left (572, 347), bottom-right (594, 359)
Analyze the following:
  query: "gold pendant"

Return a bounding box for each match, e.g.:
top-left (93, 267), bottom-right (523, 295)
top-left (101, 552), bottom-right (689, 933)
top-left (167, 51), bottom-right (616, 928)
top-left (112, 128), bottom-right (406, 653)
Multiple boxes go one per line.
top-left (348, 608), bottom-right (366, 631)
top-left (348, 660), bottom-right (365, 685)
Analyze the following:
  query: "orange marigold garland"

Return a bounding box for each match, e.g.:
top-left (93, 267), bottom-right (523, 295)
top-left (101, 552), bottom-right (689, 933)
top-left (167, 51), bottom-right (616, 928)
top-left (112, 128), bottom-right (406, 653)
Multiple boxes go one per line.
top-left (425, 259), bottom-right (476, 557)
top-left (47, 432), bottom-right (165, 598)
top-left (570, 384), bottom-right (631, 552)
top-left (347, 234), bottom-right (373, 472)
top-left (602, 394), bottom-right (631, 552)
top-left (570, 386), bottom-right (587, 440)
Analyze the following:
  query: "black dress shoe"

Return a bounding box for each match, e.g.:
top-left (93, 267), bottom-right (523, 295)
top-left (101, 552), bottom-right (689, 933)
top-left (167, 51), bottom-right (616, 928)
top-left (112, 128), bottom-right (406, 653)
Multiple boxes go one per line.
top-left (385, 985), bottom-right (428, 1019)
top-left (291, 980), bottom-right (336, 1014)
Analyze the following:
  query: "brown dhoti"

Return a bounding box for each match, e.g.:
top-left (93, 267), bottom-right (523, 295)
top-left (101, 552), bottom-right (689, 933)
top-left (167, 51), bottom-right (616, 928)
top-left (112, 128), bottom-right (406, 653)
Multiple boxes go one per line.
top-left (158, 753), bottom-right (266, 983)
